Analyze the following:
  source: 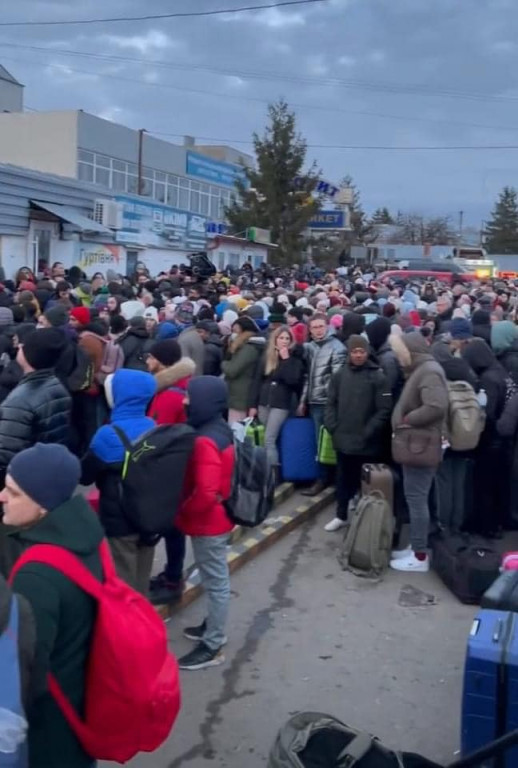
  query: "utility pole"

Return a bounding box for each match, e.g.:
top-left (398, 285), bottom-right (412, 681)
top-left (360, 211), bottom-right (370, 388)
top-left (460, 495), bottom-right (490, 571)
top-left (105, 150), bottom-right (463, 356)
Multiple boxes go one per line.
top-left (458, 210), bottom-right (464, 242)
top-left (137, 128), bottom-right (147, 196)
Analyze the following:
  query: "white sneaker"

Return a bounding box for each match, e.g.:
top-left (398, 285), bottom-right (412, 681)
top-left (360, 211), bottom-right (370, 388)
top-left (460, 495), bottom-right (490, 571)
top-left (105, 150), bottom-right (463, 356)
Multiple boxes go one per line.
top-left (324, 517), bottom-right (348, 532)
top-left (391, 545), bottom-right (412, 561)
top-left (390, 552), bottom-right (430, 573)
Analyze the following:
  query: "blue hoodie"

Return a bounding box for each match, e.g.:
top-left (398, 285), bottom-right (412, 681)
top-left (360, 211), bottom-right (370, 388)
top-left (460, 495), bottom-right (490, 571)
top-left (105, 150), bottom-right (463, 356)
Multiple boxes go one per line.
top-left (90, 369), bottom-right (157, 464)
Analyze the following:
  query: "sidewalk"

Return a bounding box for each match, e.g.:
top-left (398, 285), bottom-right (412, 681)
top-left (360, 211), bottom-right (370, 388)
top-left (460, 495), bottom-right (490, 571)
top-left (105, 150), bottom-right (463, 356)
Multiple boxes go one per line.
top-left (154, 484), bottom-right (336, 620)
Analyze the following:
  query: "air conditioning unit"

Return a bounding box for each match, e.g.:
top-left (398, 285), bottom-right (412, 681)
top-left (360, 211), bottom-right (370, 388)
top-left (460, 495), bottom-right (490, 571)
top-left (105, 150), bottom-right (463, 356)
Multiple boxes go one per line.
top-left (93, 199), bottom-right (123, 230)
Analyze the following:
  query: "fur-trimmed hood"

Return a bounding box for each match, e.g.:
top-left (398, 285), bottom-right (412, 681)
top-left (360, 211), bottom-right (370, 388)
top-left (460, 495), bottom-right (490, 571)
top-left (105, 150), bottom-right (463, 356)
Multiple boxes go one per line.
top-left (154, 357), bottom-right (196, 393)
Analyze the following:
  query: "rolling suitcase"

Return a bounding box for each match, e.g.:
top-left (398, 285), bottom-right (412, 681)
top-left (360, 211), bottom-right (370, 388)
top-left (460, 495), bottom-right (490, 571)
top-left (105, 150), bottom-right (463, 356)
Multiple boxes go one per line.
top-left (462, 609), bottom-right (518, 767)
top-left (432, 534), bottom-right (500, 604)
top-left (279, 418), bottom-right (318, 482)
top-left (361, 464), bottom-right (393, 511)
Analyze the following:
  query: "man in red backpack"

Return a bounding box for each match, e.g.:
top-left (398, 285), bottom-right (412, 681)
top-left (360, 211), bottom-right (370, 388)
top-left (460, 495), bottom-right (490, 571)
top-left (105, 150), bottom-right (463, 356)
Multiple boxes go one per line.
top-left (4, 443), bottom-right (103, 768)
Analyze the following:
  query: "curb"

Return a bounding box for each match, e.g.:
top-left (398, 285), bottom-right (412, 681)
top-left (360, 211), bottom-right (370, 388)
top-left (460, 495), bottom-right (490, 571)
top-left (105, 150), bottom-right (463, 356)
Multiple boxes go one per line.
top-left (155, 486), bottom-right (336, 621)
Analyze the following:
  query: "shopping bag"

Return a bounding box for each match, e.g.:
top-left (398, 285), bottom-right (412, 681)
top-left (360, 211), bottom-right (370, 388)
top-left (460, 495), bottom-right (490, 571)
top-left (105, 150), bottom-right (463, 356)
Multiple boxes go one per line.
top-left (318, 427), bottom-right (337, 466)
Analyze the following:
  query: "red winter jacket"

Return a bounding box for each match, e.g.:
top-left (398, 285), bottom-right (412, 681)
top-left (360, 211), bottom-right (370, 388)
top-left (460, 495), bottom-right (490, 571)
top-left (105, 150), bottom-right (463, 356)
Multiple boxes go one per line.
top-left (147, 358), bottom-right (195, 425)
top-left (175, 436), bottom-right (235, 537)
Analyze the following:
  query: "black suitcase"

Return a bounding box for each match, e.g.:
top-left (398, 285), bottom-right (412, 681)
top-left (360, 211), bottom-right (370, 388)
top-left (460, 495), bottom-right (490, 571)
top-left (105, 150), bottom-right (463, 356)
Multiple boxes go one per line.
top-left (481, 570), bottom-right (518, 612)
top-left (432, 534), bottom-right (500, 604)
top-left (435, 454), bottom-right (474, 533)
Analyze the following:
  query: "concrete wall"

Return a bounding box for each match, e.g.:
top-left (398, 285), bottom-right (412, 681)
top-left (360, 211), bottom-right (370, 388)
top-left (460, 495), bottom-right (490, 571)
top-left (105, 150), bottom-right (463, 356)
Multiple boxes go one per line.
top-left (0, 235), bottom-right (29, 279)
top-left (0, 111), bottom-right (78, 177)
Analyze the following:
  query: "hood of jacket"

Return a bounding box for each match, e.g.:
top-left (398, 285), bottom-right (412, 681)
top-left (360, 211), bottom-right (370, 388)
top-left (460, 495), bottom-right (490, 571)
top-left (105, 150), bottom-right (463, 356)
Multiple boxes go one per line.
top-left (462, 338), bottom-right (499, 374)
top-left (187, 376), bottom-right (233, 450)
top-left (340, 312), bottom-right (365, 342)
top-left (125, 325), bottom-right (149, 340)
top-left (111, 368), bottom-right (157, 420)
top-left (154, 357), bottom-right (196, 393)
top-left (12, 494), bottom-right (104, 557)
top-left (187, 376), bottom-right (228, 428)
top-left (491, 321), bottom-right (518, 355)
top-left (392, 331), bottom-right (433, 372)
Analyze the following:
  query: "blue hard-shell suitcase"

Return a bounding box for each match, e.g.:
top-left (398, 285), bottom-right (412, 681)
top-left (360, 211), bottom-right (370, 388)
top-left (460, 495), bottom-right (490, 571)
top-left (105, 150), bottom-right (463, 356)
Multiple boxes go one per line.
top-left (279, 418), bottom-right (318, 482)
top-left (462, 609), bottom-right (518, 767)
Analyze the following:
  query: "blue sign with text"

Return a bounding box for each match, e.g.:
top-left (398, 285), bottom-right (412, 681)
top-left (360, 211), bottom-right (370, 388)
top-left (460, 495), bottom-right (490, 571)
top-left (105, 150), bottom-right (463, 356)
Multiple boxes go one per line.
top-left (186, 151), bottom-right (248, 189)
top-left (308, 210), bottom-right (345, 229)
top-left (114, 195), bottom-right (209, 250)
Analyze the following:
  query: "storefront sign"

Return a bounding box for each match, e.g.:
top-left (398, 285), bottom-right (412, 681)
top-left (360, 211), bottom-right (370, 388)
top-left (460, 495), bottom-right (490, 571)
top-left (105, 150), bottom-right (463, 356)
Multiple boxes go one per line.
top-left (186, 151), bottom-right (248, 189)
top-left (76, 244), bottom-right (126, 277)
top-left (308, 210), bottom-right (345, 229)
top-left (114, 195), bottom-right (208, 251)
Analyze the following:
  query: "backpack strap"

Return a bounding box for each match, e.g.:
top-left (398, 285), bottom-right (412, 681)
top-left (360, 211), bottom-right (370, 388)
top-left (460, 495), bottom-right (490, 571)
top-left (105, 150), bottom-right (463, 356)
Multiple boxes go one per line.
top-left (336, 732), bottom-right (373, 767)
top-left (112, 424), bottom-right (133, 452)
top-left (9, 541), bottom-right (115, 599)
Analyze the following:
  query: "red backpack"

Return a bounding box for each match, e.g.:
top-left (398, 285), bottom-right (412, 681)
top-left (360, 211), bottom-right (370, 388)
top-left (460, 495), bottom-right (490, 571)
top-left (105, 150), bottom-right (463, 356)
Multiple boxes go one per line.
top-left (9, 540), bottom-right (181, 763)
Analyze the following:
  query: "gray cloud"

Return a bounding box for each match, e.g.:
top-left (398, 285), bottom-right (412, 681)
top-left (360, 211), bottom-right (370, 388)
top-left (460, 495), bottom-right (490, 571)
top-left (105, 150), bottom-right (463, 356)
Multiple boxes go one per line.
top-left (1, 0), bottom-right (518, 226)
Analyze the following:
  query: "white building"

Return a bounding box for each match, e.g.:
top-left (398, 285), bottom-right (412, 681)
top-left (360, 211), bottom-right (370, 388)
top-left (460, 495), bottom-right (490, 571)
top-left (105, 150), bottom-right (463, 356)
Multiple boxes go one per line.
top-left (0, 76), bottom-right (269, 276)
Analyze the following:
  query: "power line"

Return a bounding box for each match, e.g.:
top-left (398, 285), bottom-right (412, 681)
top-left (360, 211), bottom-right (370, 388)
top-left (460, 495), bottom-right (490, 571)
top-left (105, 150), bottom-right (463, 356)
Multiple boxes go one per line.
top-left (3, 53), bottom-right (518, 138)
top-left (2, 41), bottom-right (518, 112)
top-left (150, 132), bottom-right (518, 150)
top-left (0, 0), bottom-right (326, 27)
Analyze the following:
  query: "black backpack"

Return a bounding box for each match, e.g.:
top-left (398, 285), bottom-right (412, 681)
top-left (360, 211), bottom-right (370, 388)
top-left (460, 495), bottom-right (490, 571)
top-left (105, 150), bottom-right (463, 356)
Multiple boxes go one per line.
top-left (225, 437), bottom-right (275, 528)
top-left (112, 424), bottom-right (195, 536)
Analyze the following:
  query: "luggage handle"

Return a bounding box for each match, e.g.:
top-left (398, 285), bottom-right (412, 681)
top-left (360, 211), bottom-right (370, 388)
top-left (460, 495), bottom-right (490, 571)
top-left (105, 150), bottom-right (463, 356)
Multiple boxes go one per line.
top-left (447, 728), bottom-right (518, 768)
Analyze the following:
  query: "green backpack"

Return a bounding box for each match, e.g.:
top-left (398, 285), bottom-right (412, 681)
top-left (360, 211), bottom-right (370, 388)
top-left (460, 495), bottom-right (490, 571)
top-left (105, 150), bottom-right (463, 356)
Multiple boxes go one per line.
top-left (338, 492), bottom-right (394, 580)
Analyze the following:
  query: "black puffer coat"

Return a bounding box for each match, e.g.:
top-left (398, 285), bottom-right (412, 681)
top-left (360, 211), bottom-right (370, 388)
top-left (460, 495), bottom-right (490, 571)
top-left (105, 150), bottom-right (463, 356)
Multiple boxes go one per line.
top-left (0, 370), bottom-right (71, 482)
top-left (117, 326), bottom-right (150, 372)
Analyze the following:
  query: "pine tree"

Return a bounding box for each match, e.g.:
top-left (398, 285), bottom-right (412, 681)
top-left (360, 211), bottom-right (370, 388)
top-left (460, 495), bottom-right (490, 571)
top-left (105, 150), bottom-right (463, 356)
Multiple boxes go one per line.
top-left (485, 187), bottom-right (518, 254)
top-left (341, 175), bottom-right (375, 244)
top-left (225, 100), bottom-right (320, 265)
top-left (371, 207), bottom-right (394, 225)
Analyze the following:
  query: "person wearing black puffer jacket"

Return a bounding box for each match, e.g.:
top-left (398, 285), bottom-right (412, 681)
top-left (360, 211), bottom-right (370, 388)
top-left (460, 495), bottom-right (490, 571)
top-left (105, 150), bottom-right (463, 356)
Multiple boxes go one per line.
top-left (0, 328), bottom-right (72, 577)
top-left (249, 326), bottom-right (306, 469)
top-left (116, 316), bottom-right (151, 372)
top-left (462, 338), bottom-right (508, 535)
top-left (0, 329), bottom-right (72, 487)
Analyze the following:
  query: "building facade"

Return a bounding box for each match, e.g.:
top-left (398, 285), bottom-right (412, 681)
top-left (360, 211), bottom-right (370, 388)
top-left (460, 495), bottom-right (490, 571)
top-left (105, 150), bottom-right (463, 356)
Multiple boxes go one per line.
top-left (0, 107), bottom-right (263, 277)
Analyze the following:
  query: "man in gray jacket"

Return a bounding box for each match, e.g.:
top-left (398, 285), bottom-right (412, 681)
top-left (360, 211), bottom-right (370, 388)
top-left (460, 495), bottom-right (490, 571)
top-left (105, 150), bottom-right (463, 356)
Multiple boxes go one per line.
top-left (390, 332), bottom-right (448, 573)
top-left (300, 314), bottom-right (347, 496)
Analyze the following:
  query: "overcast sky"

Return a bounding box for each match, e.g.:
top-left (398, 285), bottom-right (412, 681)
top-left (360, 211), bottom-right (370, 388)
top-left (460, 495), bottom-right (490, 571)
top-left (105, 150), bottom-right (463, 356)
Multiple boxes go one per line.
top-left (1, 0), bottom-right (518, 228)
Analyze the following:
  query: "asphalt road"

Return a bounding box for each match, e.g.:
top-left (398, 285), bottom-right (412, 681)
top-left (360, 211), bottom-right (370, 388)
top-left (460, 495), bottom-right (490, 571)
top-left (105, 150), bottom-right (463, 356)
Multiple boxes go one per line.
top-left (105, 506), bottom-right (476, 768)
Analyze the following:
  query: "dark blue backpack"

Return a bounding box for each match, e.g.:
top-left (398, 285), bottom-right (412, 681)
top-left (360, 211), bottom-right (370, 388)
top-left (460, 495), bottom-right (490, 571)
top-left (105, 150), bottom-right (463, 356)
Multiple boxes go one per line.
top-left (0, 596), bottom-right (28, 766)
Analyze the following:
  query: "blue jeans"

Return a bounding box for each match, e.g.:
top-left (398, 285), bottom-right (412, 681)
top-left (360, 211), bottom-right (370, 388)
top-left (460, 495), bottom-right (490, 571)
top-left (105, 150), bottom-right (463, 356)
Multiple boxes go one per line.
top-left (191, 534), bottom-right (230, 651)
top-left (163, 526), bottom-right (186, 583)
top-left (402, 465), bottom-right (436, 552)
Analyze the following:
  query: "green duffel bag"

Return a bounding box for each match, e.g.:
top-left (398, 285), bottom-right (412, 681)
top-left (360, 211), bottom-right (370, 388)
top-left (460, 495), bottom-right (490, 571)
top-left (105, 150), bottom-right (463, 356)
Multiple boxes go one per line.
top-left (318, 427), bottom-right (337, 466)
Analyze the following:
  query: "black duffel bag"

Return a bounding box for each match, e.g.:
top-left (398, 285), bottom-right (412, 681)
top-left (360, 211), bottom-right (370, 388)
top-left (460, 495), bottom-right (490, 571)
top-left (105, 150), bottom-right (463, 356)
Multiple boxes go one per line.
top-left (267, 712), bottom-right (518, 768)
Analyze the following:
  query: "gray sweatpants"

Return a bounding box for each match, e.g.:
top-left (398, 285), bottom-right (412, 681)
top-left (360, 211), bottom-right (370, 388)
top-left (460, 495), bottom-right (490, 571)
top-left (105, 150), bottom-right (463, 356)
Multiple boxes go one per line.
top-left (402, 465), bottom-right (437, 553)
top-left (191, 534), bottom-right (230, 651)
top-left (258, 406), bottom-right (289, 466)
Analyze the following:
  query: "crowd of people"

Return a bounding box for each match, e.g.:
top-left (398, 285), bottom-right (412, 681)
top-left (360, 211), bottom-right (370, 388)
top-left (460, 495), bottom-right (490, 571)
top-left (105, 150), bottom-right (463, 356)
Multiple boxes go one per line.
top-left (2, 256), bottom-right (518, 765)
